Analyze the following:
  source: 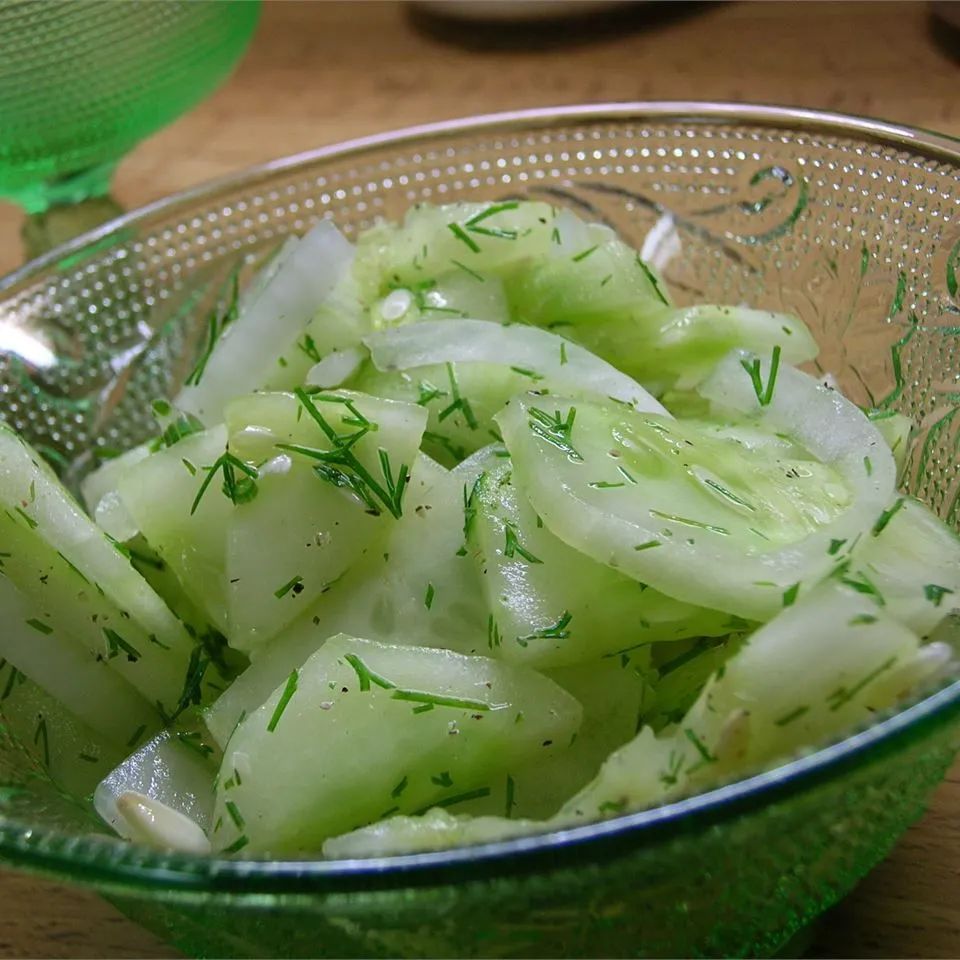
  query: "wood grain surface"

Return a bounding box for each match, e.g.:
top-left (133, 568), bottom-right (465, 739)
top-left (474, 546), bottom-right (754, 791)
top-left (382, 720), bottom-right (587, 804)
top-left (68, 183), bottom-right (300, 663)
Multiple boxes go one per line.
top-left (0, 2), bottom-right (958, 957)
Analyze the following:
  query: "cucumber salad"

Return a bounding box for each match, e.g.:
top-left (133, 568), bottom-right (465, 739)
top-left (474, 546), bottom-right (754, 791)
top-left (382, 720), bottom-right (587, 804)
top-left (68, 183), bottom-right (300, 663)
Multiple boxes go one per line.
top-left (1, 200), bottom-right (958, 859)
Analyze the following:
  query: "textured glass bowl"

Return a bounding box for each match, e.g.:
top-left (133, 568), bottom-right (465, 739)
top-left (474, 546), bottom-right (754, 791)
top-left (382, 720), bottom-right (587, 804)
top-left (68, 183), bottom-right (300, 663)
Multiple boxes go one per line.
top-left (0, 103), bottom-right (959, 958)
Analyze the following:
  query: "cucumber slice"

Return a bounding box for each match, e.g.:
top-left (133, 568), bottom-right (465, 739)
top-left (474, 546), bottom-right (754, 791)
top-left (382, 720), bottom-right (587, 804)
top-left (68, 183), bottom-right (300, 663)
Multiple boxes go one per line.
top-left (222, 390), bottom-right (428, 652)
top-left (470, 452), bottom-right (731, 668)
top-left (0, 662), bottom-right (126, 797)
top-left (498, 355), bottom-right (895, 621)
top-left (95, 726), bottom-right (217, 848)
top-left (119, 426), bottom-right (231, 634)
top-left (504, 234), bottom-right (816, 393)
top-left (364, 318), bottom-right (665, 413)
top-left (177, 221), bottom-right (355, 424)
top-left (0, 572), bottom-right (159, 749)
top-left (203, 454), bottom-right (487, 747)
top-left (642, 634), bottom-right (745, 732)
top-left (843, 497), bottom-right (960, 638)
top-left (561, 581), bottom-right (946, 824)
top-left (0, 427), bottom-right (199, 716)
top-left (505, 658), bottom-right (650, 819)
top-left (262, 271), bottom-right (371, 392)
top-left (323, 807), bottom-right (536, 859)
top-left (354, 201), bottom-right (558, 300)
top-left (370, 272), bottom-right (511, 328)
top-left (81, 442), bottom-right (152, 515)
top-left (357, 318), bottom-right (665, 465)
top-left (869, 410), bottom-right (913, 477)
top-left (212, 635), bottom-right (582, 854)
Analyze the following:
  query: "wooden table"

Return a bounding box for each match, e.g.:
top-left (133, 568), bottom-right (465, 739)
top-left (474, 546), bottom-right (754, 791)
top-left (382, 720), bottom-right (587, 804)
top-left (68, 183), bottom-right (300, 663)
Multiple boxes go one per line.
top-left (0, 2), bottom-right (958, 956)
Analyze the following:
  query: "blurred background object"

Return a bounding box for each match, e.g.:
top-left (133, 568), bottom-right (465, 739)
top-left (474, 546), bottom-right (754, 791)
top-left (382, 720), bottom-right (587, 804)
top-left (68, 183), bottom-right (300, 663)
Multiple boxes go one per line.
top-left (411, 0), bottom-right (631, 21)
top-left (0, 0), bottom-right (259, 259)
top-left (931, 0), bottom-right (960, 31)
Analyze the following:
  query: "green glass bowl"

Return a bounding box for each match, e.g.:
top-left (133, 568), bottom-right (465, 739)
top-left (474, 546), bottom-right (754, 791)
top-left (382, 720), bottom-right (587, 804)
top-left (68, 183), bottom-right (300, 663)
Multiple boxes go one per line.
top-left (0, 103), bottom-right (958, 958)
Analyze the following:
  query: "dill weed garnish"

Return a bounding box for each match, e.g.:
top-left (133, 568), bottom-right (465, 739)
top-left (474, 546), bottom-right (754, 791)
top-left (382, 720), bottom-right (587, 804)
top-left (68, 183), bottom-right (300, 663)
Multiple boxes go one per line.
top-left (190, 452), bottom-right (259, 515)
top-left (439, 364), bottom-right (479, 430)
top-left (503, 523), bottom-right (542, 564)
top-left (277, 389), bottom-right (410, 519)
top-left (740, 345), bottom-right (782, 407)
top-left (527, 406), bottom-right (582, 462)
top-left (184, 266), bottom-right (241, 387)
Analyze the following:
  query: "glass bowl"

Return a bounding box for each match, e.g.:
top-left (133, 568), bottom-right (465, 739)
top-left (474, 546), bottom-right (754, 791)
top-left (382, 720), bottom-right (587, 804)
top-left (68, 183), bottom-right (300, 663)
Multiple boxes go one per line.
top-left (0, 103), bottom-right (958, 958)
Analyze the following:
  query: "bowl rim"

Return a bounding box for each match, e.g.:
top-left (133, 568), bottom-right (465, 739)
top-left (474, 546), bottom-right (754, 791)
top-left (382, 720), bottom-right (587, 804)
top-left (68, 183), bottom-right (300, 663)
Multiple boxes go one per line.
top-left (1, 100), bottom-right (959, 893)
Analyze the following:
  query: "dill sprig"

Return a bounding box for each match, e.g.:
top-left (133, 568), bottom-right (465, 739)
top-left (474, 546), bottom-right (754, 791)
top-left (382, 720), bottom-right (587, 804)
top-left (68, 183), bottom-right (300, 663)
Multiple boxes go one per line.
top-left (462, 473), bottom-right (484, 543)
top-left (176, 730), bottom-right (215, 759)
top-left (267, 669), bottom-right (299, 732)
top-left (172, 646), bottom-right (210, 718)
top-left (190, 452), bottom-right (259, 515)
top-left (390, 689), bottom-right (493, 711)
top-left (649, 510), bottom-right (730, 536)
top-left (924, 584), bottom-right (954, 607)
top-left (872, 497), bottom-right (905, 537)
top-left (740, 346), bottom-right (782, 407)
top-left (635, 255), bottom-right (670, 306)
top-left (274, 575), bottom-right (304, 599)
top-left (446, 202), bottom-right (522, 253)
top-left (487, 614), bottom-right (502, 649)
top-left (517, 610), bottom-right (572, 647)
top-left (438, 364), bottom-right (479, 430)
top-left (184, 267), bottom-right (241, 387)
top-left (103, 627), bottom-right (141, 663)
top-left (782, 583), bottom-right (800, 608)
top-left (826, 656), bottom-right (897, 711)
top-left (504, 523), bottom-right (543, 564)
top-left (280, 389), bottom-right (410, 519)
top-left (158, 412), bottom-right (205, 449)
top-left (774, 705), bottom-right (809, 727)
top-left (528, 406), bottom-right (582, 462)
top-left (344, 654), bottom-right (396, 692)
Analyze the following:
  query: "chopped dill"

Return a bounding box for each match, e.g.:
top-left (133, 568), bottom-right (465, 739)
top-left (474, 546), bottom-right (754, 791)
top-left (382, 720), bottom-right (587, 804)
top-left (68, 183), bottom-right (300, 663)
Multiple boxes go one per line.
top-left (504, 523), bottom-right (543, 564)
top-left (267, 669), bottom-right (299, 731)
top-left (274, 575), bottom-right (304, 599)
top-left (872, 498), bottom-right (905, 537)
top-left (528, 406), bottom-right (582, 462)
top-left (343, 654), bottom-right (396, 692)
top-left (739, 345), bottom-right (782, 407)
top-left (517, 611), bottom-right (572, 647)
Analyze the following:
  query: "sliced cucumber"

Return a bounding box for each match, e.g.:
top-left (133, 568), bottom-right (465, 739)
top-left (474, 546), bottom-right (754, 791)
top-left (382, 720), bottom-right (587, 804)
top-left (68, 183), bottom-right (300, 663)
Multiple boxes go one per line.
top-left (0, 427), bottom-right (199, 716)
top-left (505, 658), bottom-right (650, 819)
top-left (0, 661), bottom-right (126, 797)
top-left (843, 496), bottom-right (960, 637)
top-left (354, 201), bottom-right (558, 301)
top-left (370, 272), bottom-right (511, 328)
top-left (222, 390), bottom-right (427, 652)
top-left (504, 233), bottom-right (816, 393)
top-left (561, 581), bottom-right (943, 824)
top-left (0, 572), bottom-right (159, 749)
top-left (203, 454), bottom-right (487, 747)
top-left (81, 442), bottom-right (152, 515)
top-left (212, 635), bottom-right (582, 854)
top-left (262, 271), bottom-right (371, 392)
top-left (177, 221), bottom-right (355, 424)
top-left (323, 807), bottom-right (536, 858)
top-left (357, 318), bottom-right (665, 465)
top-left (119, 426), bottom-right (231, 634)
top-left (498, 355), bottom-right (895, 621)
top-left (469, 451), bottom-right (731, 668)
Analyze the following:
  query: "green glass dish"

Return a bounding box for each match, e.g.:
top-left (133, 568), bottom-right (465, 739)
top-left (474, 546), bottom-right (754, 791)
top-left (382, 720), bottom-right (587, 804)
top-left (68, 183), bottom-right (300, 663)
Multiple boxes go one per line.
top-left (0, 103), bottom-right (958, 958)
